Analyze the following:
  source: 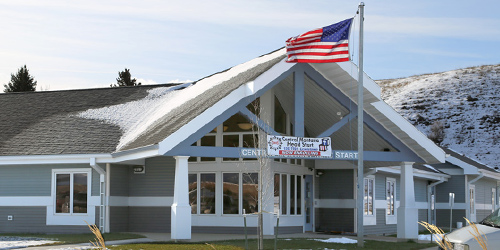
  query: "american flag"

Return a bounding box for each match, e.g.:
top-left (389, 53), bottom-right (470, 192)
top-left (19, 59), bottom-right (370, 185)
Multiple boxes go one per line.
top-left (286, 18), bottom-right (353, 63)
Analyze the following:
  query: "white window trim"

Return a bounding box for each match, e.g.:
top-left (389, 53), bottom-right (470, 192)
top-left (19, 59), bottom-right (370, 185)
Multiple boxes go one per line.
top-left (386, 177), bottom-right (397, 225)
top-left (363, 175), bottom-right (376, 226)
top-left (47, 168), bottom-right (96, 226)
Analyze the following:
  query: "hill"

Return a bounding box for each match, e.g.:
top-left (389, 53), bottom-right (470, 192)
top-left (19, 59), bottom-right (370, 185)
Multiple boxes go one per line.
top-left (377, 65), bottom-right (500, 168)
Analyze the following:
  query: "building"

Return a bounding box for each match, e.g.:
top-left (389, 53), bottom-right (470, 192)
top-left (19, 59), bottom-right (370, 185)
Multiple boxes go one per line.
top-left (0, 48), bottom-right (451, 239)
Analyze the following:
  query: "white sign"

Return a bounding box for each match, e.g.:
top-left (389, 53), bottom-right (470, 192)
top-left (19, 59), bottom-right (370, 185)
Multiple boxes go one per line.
top-left (334, 150), bottom-right (358, 160)
top-left (267, 135), bottom-right (332, 159)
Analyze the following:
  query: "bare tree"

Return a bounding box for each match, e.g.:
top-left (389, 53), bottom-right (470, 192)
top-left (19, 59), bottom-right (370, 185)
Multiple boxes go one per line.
top-left (239, 98), bottom-right (273, 250)
top-left (428, 120), bottom-right (445, 145)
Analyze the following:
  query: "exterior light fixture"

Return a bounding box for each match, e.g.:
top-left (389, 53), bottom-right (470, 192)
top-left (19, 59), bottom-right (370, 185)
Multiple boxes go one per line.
top-left (133, 165), bottom-right (145, 174)
top-left (315, 170), bottom-right (324, 177)
top-left (237, 122), bottom-right (253, 130)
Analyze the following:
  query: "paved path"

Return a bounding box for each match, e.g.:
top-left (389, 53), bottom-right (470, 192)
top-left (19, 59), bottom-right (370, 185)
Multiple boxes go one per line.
top-left (23, 232), bottom-right (439, 249)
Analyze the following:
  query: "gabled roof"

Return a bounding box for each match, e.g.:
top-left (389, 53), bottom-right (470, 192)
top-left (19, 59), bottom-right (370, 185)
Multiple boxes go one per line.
top-left (442, 147), bottom-right (499, 174)
top-left (0, 47), bottom-right (445, 166)
top-left (0, 85), bottom-right (165, 155)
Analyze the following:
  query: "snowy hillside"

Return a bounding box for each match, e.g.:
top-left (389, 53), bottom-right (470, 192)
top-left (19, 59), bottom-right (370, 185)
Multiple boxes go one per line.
top-left (377, 65), bottom-right (500, 168)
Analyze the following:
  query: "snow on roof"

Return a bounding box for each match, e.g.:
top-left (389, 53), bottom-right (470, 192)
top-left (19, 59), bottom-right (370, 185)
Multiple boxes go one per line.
top-left (78, 49), bottom-right (286, 151)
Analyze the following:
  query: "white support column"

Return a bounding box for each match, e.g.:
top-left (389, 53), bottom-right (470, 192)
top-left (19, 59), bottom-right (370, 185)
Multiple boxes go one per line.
top-left (171, 156), bottom-right (191, 240)
top-left (397, 162), bottom-right (418, 240)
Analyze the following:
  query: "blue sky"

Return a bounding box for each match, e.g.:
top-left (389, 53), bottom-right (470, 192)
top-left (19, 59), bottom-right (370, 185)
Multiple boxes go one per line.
top-left (1, 0), bottom-right (499, 91)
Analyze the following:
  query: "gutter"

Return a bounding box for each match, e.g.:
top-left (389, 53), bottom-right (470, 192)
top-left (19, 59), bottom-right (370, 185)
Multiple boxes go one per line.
top-left (90, 158), bottom-right (107, 232)
top-left (427, 178), bottom-right (446, 225)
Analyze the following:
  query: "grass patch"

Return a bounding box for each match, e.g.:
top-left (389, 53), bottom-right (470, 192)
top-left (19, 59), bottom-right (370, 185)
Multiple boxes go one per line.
top-left (107, 238), bottom-right (436, 250)
top-left (0, 232), bottom-right (145, 245)
top-left (108, 242), bottom-right (242, 250)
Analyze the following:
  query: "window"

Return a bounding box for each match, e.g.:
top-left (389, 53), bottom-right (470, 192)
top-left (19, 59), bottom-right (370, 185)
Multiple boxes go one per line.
top-left (493, 188), bottom-right (497, 213)
top-left (364, 177), bottom-right (374, 216)
top-left (470, 185), bottom-right (475, 215)
top-left (49, 168), bottom-right (94, 226)
top-left (275, 173), bottom-right (302, 215)
top-left (242, 173), bottom-right (259, 214)
top-left (223, 173), bottom-right (239, 214)
top-left (386, 178), bottom-right (396, 216)
top-left (189, 173), bottom-right (216, 215)
top-left (189, 133), bottom-right (216, 162)
top-left (274, 174), bottom-right (280, 214)
top-left (55, 172), bottom-right (88, 214)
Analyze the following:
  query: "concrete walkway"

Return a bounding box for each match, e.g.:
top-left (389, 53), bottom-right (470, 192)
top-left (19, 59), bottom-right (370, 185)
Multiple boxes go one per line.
top-left (24, 232), bottom-right (439, 249)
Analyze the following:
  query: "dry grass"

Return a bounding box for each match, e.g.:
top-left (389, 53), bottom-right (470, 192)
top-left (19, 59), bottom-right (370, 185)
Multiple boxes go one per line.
top-left (465, 217), bottom-right (488, 250)
top-left (418, 221), bottom-right (452, 250)
top-left (86, 221), bottom-right (106, 249)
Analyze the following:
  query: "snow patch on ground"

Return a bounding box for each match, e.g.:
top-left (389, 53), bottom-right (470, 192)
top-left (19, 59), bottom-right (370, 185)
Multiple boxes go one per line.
top-left (418, 234), bottom-right (442, 241)
top-left (313, 237), bottom-right (357, 244)
top-left (78, 49), bottom-right (286, 151)
top-left (0, 236), bottom-right (58, 249)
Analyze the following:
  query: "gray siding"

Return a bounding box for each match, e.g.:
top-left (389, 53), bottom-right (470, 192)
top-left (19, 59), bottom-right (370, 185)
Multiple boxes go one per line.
top-left (110, 164), bottom-right (130, 196)
top-left (477, 210), bottom-right (492, 223)
top-left (110, 156), bottom-right (176, 197)
top-left (436, 175), bottom-right (466, 203)
top-left (418, 209), bottom-right (428, 231)
top-left (0, 164), bottom-right (89, 196)
top-left (475, 178), bottom-right (496, 205)
top-left (374, 172), bottom-right (399, 201)
top-left (318, 169), bottom-right (353, 199)
top-left (315, 208), bottom-right (354, 233)
top-left (0, 206), bottom-right (88, 234)
top-left (91, 169), bottom-right (100, 196)
top-left (436, 209), bottom-right (466, 229)
top-left (364, 209), bottom-right (396, 235)
top-left (129, 207), bottom-right (171, 232)
top-left (129, 156), bottom-right (175, 197)
top-left (415, 178), bottom-right (428, 202)
top-left (110, 206), bottom-right (129, 232)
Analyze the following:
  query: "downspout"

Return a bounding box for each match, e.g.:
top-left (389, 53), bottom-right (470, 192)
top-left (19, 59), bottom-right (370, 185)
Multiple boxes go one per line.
top-left (90, 158), bottom-right (107, 233)
top-left (466, 171), bottom-right (484, 221)
top-left (427, 179), bottom-right (445, 225)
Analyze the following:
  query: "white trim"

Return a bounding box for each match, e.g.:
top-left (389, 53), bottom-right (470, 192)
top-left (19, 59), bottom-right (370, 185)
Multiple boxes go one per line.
top-left (377, 166), bottom-right (450, 181)
top-left (315, 199), bottom-right (355, 208)
top-left (386, 177), bottom-right (397, 224)
top-left (47, 168), bottom-right (96, 226)
top-left (0, 197), bottom-right (52, 206)
top-left (0, 146), bottom-right (159, 166)
top-left (435, 202), bottom-right (466, 210)
top-left (363, 175), bottom-right (376, 225)
top-left (447, 156), bottom-right (480, 175)
top-left (158, 59), bottom-right (294, 155)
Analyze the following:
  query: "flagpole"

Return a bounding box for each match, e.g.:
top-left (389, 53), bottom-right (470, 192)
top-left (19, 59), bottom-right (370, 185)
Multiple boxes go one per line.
top-left (356, 2), bottom-right (365, 248)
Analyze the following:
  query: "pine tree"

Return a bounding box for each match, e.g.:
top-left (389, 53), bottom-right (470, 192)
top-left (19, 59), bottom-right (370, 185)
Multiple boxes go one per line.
top-left (3, 65), bottom-right (37, 92)
top-left (111, 68), bottom-right (141, 87)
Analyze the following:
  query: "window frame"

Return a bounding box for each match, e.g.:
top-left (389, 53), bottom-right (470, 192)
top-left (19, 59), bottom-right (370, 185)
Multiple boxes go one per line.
top-left (48, 168), bottom-right (95, 226)
top-left (385, 177), bottom-right (397, 224)
top-left (363, 175), bottom-right (376, 225)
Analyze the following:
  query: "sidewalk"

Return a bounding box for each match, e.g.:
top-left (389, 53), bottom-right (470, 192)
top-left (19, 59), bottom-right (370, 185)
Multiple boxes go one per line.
top-left (23, 232), bottom-right (439, 249)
